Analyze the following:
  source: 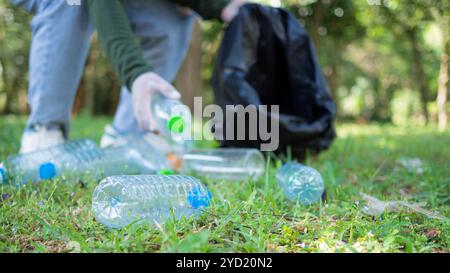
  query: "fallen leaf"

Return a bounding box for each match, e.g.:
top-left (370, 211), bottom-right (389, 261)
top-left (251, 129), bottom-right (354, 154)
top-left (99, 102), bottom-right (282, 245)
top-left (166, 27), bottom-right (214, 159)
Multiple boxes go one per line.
top-left (424, 229), bottom-right (440, 239)
top-left (399, 186), bottom-right (415, 198)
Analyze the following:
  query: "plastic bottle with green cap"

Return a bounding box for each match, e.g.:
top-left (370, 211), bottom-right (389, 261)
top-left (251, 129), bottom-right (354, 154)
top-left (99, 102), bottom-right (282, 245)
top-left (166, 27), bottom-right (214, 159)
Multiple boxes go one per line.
top-left (4, 137), bottom-right (170, 186)
top-left (150, 92), bottom-right (193, 148)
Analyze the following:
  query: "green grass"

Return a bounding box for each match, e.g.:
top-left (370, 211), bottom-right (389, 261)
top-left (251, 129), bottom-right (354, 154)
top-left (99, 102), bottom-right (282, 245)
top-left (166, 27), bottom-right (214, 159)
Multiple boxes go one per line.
top-left (0, 115), bottom-right (449, 253)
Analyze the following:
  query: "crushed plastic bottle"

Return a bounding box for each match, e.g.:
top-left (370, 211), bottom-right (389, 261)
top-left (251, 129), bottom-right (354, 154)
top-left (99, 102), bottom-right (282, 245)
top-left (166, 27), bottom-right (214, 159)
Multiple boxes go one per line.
top-left (3, 137), bottom-right (169, 185)
top-left (167, 148), bottom-right (265, 182)
top-left (92, 175), bottom-right (212, 229)
top-left (276, 162), bottom-right (325, 205)
top-left (150, 92), bottom-right (193, 149)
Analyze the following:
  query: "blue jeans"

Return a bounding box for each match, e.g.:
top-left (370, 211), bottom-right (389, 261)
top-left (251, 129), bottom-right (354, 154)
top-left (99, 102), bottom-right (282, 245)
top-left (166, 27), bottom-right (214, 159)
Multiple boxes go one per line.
top-left (10, 0), bottom-right (195, 136)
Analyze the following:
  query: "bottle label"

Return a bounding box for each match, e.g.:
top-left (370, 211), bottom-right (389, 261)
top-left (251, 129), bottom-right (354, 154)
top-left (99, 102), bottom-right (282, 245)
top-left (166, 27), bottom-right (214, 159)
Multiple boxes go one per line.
top-left (39, 162), bottom-right (57, 180)
top-left (188, 187), bottom-right (212, 209)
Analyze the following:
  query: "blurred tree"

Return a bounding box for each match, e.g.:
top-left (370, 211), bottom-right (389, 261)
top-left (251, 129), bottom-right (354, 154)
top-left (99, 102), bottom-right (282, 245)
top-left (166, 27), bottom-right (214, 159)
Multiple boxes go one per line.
top-left (425, 0), bottom-right (449, 131)
top-left (200, 20), bottom-right (224, 104)
top-left (0, 0), bottom-right (445, 128)
top-left (73, 37), bottom-right (121, 117)
top-left (0, 1), bottom-right (31, 114)
top-left (283, 0), bottom-right (365, 115)
top-left (375, 0), bottom-right (433, 123)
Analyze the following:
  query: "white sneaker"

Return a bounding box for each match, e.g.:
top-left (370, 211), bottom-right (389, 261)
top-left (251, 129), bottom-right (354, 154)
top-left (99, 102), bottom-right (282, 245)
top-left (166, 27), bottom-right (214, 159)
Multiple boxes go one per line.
top-left (20, 125), bottom-right (65, 154)
top-left (100, 125), bottom-right (174, 154)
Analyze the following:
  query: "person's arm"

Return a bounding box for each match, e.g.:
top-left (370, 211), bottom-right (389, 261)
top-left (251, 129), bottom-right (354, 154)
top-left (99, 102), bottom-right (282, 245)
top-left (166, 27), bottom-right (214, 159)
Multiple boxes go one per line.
top-left (87, 0), bottom-right (181, 131)
top-left (87, 0), bottom-right (152, 90)
top-left (87, 0), bottom-right (243, 90)
top-left (87, 0), bottom-right (246, 131)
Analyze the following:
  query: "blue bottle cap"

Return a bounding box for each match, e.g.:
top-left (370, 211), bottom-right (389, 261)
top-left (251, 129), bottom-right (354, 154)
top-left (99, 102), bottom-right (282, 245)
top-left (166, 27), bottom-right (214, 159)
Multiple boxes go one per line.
top-left (0, 163), bottom-right (7, 184)
top-left (39, 162), bottom-right (57, 180)
top-left (188, 187), bottom-right (212, 209)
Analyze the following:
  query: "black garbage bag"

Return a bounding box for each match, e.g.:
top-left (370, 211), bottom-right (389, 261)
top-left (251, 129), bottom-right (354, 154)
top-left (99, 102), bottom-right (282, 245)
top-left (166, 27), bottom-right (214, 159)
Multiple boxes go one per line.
top-left (211, 3), bottom-right (336, 159)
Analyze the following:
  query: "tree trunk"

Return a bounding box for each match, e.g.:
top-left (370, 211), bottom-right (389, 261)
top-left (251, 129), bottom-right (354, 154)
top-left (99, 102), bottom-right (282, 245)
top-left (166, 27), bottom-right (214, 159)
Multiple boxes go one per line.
top-left (327, 54), bottom-right (340, 115)
top-left (0, 58), bottom-right (8, 114)
top-left (175, 19), bottom-right (203, 111)
top-left (1, 59), bottom-right (17, 114)
top-left (83, 64), bottom-right (95, 115)
top-left (311, 1), bottom-right (323, 54)
top-left (408, 28), bottom-right (429, 123)
top-left (436, 39), bottom-right (449, 131)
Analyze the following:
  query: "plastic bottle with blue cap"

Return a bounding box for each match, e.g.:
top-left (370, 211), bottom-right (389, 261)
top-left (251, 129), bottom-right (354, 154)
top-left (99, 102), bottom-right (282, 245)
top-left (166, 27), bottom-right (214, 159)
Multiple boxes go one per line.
top-left (4, 137), bottom-right (170, 185)
top-left (276, 162), bottom-right (325, 205)
top-left (6, 139), bottom-right (102, 185)
top-left (92, 175), bottom-right (212, 229)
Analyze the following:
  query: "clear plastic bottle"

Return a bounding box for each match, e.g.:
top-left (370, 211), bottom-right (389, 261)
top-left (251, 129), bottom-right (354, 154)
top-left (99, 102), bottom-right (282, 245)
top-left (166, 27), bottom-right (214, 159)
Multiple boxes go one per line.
top-left (142, 132), bottom-right (175, 155)
top-left (2, 137), bottom-right (170, 185)
top-left (276, 162), bottom-right (325, 205)
top-left (100, 136), bottom-right (170, 177)
top-left (150, 92), bottom-right (193, 149)
top-left (168, 148), bottom-right (266, 182)
top-left (5, 139), bottom-right (103, 185)
top-left (92, 175), bottom-right (212, 229)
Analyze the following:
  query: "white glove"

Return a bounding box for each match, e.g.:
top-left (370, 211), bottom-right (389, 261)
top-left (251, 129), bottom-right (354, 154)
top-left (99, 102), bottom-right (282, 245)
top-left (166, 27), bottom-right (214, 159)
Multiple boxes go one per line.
top-left (221, 0), bottom-right (248, 23)
top-left (131, 72), bottom-right (181, 131)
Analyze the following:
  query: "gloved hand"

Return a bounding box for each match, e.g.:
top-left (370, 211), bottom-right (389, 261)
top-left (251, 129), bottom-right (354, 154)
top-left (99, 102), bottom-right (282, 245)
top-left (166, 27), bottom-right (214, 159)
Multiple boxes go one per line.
top-left (221, 0), bottom-right (248, 23)
top-left (131, 72), bottom-right (181, 131)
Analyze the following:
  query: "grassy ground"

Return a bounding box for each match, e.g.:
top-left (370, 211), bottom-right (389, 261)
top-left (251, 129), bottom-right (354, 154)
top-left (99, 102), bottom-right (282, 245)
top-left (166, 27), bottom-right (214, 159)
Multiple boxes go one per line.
top-left (0, 115), bottom-right (449, 253)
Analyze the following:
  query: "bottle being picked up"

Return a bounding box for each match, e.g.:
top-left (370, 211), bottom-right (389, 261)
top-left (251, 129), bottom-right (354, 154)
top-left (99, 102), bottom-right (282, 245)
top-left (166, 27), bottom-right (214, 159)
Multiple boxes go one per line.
top-left (150, 92), bottom-right (193, 150)
top-left (92, 175), bottom-right (212, 229)
top-left (167, 148), bottom-right (266, 182)
top-left (276, 162), bottom-right (325, 205)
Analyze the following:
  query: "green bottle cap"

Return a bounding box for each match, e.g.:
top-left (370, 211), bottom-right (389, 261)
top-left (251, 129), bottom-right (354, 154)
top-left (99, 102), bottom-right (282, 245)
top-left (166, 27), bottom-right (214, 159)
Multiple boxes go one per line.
top-left (158, 169), bottom-right (176, 175)
top-left (167, 115), bottom-right (185, 133)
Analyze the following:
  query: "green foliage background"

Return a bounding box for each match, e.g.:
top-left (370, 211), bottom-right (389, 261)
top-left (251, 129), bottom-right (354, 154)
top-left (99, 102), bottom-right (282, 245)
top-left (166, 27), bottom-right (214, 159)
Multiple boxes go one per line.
top-left (0, 0), bottom-right (449, 126)
top-left (0, 1), bottom-right (449, 253)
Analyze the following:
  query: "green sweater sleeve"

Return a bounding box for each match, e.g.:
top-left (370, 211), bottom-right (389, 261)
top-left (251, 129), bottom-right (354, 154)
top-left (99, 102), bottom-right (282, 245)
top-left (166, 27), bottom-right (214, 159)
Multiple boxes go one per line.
top-left (172, 0), bottom-right (230, 20)
top-left (87, 0), bottom-right (153, 90)
top-left (87, 0), bottom-right (230, 90)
